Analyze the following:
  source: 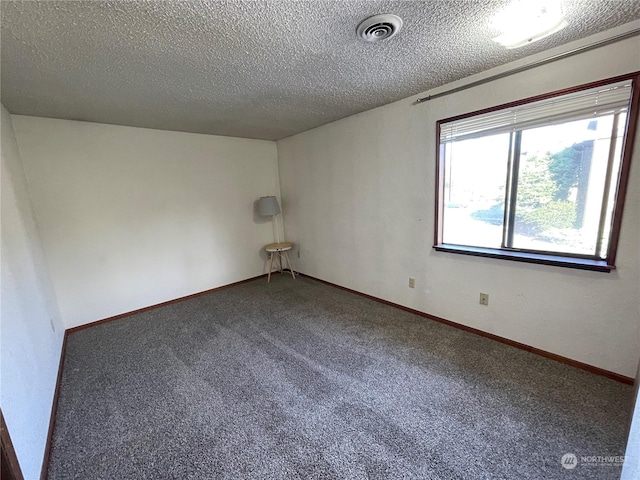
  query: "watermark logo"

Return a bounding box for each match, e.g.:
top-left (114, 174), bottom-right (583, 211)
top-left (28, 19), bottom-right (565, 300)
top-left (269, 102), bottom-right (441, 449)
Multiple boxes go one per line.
top-left (561, 453), bottom-right (625, 469)
top-left (561, 453), bottom-right (578, 470)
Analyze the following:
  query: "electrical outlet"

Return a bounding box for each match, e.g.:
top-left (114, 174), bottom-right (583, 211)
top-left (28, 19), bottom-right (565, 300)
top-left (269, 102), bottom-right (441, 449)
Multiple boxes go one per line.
top-left (479, 293), bottom-right (489, 305)
top-left (408, 277), bottom-right (416, 288)
top-left (297, 250), bottom-right (300, 258)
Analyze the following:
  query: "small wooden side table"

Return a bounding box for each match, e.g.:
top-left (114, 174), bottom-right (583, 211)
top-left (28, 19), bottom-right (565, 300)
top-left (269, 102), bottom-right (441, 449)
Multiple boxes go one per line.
top-left (265, 242), bottom-right (296, 283)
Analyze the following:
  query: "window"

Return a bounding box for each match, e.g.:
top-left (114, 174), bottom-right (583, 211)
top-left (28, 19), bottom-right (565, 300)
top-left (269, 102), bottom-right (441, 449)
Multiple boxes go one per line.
top-left (434, 74), bottom-right (639, 272)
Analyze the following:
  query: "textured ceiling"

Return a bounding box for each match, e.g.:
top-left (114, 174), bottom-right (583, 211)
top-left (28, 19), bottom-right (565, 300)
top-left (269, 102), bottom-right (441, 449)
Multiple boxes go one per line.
top-left (2, 0), bottom-right (640, 140)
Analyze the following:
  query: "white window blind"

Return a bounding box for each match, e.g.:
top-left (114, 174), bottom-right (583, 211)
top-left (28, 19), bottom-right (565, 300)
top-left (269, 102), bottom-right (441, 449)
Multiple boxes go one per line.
top-left (440, 80), bottom-right (632, 142)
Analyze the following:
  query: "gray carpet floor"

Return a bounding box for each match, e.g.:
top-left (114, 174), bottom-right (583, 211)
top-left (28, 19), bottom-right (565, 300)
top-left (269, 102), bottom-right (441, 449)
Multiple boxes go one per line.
top-left (48, 275), bottom-right (633, 479)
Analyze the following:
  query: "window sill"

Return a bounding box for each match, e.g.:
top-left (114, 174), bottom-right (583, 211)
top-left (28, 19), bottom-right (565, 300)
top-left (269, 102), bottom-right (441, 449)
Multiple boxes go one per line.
top-left (433, 244), bottom-right (614, 272)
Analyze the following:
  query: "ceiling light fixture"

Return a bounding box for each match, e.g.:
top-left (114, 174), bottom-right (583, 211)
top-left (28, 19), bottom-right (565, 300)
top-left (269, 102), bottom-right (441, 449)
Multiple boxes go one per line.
top-left (491, 0), bottom-right (568, 49)
top-left (357, 14), bottom-right (403, 42)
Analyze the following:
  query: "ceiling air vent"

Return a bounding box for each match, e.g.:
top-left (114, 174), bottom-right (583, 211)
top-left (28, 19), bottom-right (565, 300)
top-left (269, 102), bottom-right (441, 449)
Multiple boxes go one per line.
top-left (356, 14), bottom-right (403, 42)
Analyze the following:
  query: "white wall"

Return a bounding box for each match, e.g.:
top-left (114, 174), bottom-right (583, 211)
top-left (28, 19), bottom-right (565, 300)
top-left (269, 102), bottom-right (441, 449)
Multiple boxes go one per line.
top-left (622, 360), bottom-right (640, 479)
top-left (1, 104), bottom-right (64, 479)
top-left (12, 117), bottom-right (280, 329)
top-left (277, 26), bottom-right (640, 378)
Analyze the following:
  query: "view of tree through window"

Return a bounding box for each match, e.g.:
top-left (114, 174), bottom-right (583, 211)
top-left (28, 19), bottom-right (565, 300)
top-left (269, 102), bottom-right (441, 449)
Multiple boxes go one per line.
top-left (436, 76), bottom-right (637, 269)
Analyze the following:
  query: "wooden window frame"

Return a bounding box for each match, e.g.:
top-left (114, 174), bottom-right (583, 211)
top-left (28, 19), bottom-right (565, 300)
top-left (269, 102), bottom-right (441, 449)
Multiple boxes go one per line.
top-left (434, 72), bottom-right (640, 272)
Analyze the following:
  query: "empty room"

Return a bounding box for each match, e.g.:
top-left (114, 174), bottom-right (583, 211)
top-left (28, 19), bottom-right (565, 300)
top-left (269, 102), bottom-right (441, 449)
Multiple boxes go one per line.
top-left (2, 1), bottom-right (640, 479)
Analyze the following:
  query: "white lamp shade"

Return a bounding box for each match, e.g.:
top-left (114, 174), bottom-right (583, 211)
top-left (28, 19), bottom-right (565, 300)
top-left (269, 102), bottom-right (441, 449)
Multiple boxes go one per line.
top-left (259, 196), bottom-right (281, 216)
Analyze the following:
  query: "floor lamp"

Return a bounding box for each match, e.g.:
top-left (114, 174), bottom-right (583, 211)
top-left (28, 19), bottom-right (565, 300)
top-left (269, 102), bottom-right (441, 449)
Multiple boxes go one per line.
top-left (259, 196), bottom-right (281, 244)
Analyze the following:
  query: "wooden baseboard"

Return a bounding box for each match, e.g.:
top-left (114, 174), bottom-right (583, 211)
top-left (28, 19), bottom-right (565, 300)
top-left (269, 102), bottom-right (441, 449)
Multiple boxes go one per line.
top-left (2, 409), bottom-right (24, 480)
top-left (298, 273), bottom-right (635, 385)
top-left (67, 274), bottom-right (268, 334)
top-left (39, 331), bottom-right (68, 480)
